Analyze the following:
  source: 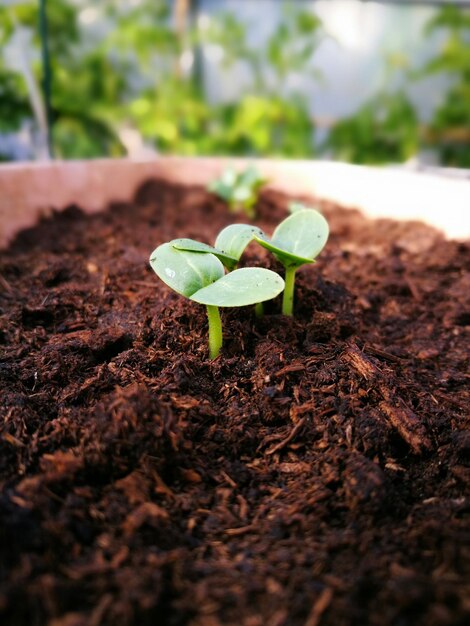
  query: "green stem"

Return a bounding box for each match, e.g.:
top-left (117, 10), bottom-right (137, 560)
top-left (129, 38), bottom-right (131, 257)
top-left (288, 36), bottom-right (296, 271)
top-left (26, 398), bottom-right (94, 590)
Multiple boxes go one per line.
top-left (206, 305), bottom-right (223, 359)
top-left (282, 266), bottom-right (297, 316)
top-left (254, 302), bottom-right (264, 318)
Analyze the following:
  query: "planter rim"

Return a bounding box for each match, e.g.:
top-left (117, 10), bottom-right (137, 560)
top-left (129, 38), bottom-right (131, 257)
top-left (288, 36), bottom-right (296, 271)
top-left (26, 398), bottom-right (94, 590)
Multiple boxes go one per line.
top-left (1, 157), bottom-right (469, 247)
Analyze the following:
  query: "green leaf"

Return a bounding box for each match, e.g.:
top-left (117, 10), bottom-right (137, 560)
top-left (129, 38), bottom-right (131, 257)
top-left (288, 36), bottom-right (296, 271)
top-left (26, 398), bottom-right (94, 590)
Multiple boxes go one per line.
top-left (237, 166), bottom-right (267, 190)
top-left (207, 167), bottom-right (267, 218)
top-left (208, 168), bottom-right (237, 198)
top-left (232, 185), bottom-right (252, 204)
top-left (255, 208), bottom-right (329, 268)
top-left (288, 201), bottom-right (306, 214)
top-left (172, 225), bottom-right (266, 271)
top-left (190, 268), bottom-right (285, 307)
top-left (208, 180), bottom-right (230, 200)
top-left (149, 243), bottom-right (224, 297)
top-left (220, 167), bottom-right (238, 187)
top-left (254, 237), bottom-right (314, 267)
top-left (289, 201), bottom-right (321, 214)
top-left (171, 238), bottom-right (238, 270)
top-left (215, 224), bottom-right (265, 263)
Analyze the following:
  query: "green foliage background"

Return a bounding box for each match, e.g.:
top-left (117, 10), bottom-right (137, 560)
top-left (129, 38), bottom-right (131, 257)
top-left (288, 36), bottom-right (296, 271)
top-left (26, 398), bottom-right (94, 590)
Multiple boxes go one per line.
top-left (0, 1), bottom-right (469, 166)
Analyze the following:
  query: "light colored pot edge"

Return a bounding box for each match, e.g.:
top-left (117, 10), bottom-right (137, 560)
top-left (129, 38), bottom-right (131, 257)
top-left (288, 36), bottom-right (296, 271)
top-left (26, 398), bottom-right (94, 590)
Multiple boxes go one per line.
top-left (1, 157), bottom-right (469, 248)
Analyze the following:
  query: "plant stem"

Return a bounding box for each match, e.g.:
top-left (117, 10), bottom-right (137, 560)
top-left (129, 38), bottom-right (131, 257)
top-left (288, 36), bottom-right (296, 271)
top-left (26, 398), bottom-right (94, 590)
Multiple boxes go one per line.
top-left (255, 302), bottom-right (264, 318)
top-left (206, 305), bottom-right (223, 359)
top-left (282, 266), bottom-right (297, 316)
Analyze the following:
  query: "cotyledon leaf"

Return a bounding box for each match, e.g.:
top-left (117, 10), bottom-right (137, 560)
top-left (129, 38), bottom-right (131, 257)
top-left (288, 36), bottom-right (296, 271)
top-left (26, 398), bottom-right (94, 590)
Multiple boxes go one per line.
top-left (149, 243), bottom-right (224, 298)
top-left (238, 166), bottom-right (267, 190)
top-left (190, 268), bottom-right (285, 307)
top-left (232, 186), bottom-right (252, 204)
top-left (207, 168), bottom-right (237, 198)
top-left (214, 224), bottom-right (266, 263)
top-left (171, 238), bottom-right (238, 270)
top-left (288, 201), bottom-right (320, 214)
top-left (253, 237), bottom-right (315, 268)
top-left (288, 201), bottom-right (306, 214)
top-left (173, 225), bottom-right (266, 271)
top-left (254, 209), bottom-right (329, 268)
top-left (272, 209), bottom-right (329, 260)
top-left (219, 168), bottom-right (238, 188)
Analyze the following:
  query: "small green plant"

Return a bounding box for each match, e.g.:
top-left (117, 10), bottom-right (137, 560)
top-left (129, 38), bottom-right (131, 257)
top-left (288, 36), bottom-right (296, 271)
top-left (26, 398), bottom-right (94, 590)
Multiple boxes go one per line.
top-left (173, 224), bottom-right (268, 316)
top-left (208, 167), bottom-right (267, 218)
top-left (172, 223), bottom-right (265, 271)
top-left (149, 243), bottom-right (284, 359)
top-left (254, 205), bottom-right (329, 316)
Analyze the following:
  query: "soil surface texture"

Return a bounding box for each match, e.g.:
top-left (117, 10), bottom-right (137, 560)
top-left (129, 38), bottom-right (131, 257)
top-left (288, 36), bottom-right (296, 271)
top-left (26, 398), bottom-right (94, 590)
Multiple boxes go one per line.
top-left (0, 180), bottom-right (469, 626)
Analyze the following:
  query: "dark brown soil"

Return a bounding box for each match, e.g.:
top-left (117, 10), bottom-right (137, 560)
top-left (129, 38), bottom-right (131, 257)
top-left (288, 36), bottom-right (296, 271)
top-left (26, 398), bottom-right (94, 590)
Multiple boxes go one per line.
top-left (0, 179), bottom-right (469, 626)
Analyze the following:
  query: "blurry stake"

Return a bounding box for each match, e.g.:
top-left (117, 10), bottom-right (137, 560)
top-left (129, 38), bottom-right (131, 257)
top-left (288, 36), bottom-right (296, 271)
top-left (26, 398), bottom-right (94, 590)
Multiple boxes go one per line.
top-left (174, 0), bottom-right (203, 89)
top-left (39, 0), bottom-right (53, 158)
top-left (7, 8), bottom-right (49, 159)
top-left (174, 0), bottom-right (189, 78)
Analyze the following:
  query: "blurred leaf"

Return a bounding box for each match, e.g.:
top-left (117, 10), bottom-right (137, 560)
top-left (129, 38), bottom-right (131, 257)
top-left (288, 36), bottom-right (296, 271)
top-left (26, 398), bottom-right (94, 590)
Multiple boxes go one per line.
top-left (1, 1), bottom-right (320, 161)
top-left (425, 5), bottom-right (470, 33)
top-left (52, 114), bottom-right (124, 159)
top-left (199, 12), bottom-right (253, 69)
top-left (0, 66), bottom-right (30, 130)
top-left (0, 0), bottom-right (79, 58)
top-left (326, 91), bottom-right (419, 164)
top-left (420, 5), bottom-right (470, 167)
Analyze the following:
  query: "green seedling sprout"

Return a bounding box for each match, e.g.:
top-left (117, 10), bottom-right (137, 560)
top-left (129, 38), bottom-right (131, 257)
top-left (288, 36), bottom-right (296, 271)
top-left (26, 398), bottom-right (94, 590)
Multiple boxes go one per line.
top-left (172, 224), bottom-right (267, 315)
top-left (149, 243), bottom-right (284, 359)
top-left (172, 224), bottom-right (265, 271)
top-left (208, 166), bottom-right (267, 219)
top-left (254, 206), bottom-right (329, 316)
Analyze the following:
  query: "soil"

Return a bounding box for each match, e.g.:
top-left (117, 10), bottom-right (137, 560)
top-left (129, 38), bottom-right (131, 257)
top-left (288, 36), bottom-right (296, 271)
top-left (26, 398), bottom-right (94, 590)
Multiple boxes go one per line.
top-left (0, 179), bottom-right (469, 626)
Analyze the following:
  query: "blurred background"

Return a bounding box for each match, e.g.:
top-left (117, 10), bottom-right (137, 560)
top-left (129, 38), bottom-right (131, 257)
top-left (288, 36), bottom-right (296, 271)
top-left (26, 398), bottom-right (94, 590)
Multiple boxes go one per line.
top-left (0, 0), bottom-right (469, 167)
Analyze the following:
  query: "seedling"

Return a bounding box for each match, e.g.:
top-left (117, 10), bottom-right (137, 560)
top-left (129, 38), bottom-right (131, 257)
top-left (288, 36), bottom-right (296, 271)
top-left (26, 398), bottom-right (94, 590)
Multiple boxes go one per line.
top-left (254, 206), bottom-right (329, 316)
top-left (149, 243), bottom-right (284, 359)
top-left (173, 224), bottom-right (267, 316)
top-left (208, 166), bottom-right (267, 218)
top-left (172, 224), bottom-right (265, 271)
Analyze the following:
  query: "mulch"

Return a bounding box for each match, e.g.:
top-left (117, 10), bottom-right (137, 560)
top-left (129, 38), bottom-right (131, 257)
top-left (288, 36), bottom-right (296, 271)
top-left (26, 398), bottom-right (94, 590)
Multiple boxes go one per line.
top-left (0, 179), bottom-right (469, 626)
